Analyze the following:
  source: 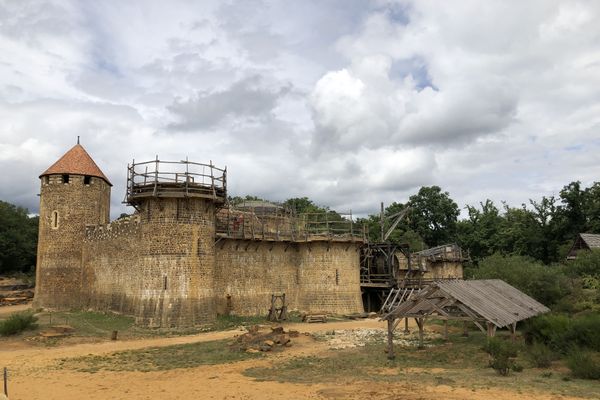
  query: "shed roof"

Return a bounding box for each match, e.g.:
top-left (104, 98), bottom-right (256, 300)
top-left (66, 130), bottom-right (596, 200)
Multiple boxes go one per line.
top-left (384, 279), bottom-right (549, 328)
top-left (580, 233), bottom-right (600, 249)
top-left (40, 144), bottom-right (112, 186)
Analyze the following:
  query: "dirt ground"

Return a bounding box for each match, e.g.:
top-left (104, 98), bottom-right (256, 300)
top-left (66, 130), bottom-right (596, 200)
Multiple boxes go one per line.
top-left (0, 306), bottom-right (591, 400)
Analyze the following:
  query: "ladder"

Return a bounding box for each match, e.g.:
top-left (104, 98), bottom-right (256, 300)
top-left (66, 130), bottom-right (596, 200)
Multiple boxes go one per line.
top-left (380, 287), bottom-right (416, 314)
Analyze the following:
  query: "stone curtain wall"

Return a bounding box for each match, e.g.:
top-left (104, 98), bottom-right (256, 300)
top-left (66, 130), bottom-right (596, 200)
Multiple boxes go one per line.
top-left (215, 240), bottom-right (363, 316)
top-left (82, 217), bottom-right (142, 322)
top-left (34, 175), bottom-right (110, 309)
top-left (296, 242), bottom-right (363, 313)
top-left (82, 197), bottom-right (217, 327)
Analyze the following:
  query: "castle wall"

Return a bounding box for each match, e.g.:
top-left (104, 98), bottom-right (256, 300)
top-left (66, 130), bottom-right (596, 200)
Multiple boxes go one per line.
top-left (34, 174), bottom-right (110, 309)
top-left (214, 240), bottom-right (363, 316)
top-left (82, 198), bottom-right (217, 327)
top-left (422, 261), bottom-right (463, 279)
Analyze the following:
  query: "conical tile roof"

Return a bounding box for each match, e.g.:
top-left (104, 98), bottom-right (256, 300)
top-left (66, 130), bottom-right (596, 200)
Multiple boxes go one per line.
top-left (40, 144), bottom-right (112, 186)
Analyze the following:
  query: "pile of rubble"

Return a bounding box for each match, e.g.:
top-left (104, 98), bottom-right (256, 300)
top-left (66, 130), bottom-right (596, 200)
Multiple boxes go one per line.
top-left (315, 328), bottom-right (441, 350)
top-left (38, 325), bottom-right (75, 338)
top-left (0, 277), bottom-right (34, 306)
top-left (232, 325), bottom-right (300, 353)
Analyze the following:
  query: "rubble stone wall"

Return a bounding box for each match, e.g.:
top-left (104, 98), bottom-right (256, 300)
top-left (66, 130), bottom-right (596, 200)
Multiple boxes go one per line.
top-left (214, 240), bottom-right (363, 316)
top-left (34, 174), bottom-right (110, 309)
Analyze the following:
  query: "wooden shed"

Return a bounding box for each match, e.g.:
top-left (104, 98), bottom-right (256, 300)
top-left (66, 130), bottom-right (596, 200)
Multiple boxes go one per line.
top-left (566, 233), bottom-right (600, 260)
top-left (381, 279), bottom-right (549, 358)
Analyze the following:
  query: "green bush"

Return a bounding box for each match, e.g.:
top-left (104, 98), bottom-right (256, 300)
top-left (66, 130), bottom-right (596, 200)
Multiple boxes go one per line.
top-left (567, 349), bottom-right (600, 380)
top-left (483, 338), bottom-right (520, 376)
top-left (0, 311), bottom-right (38, 336)
top-left (523, 313), bottom-right (600, 353)
top-left (528, 342), bottom-right (554, 368)
top-left (565, 250), bottom-right (600, 279)
top-left (471, 254), bottom-right (569, 306)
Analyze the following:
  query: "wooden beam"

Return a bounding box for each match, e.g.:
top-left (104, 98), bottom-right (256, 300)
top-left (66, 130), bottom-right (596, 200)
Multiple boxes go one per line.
top-left (387, 318), bottom-right (395, 360)
top-left (456, 304), bottom-right (487, 334)
top-left (443, 320), bottom-right (449, 341)
top-left (510, 322), bottom-right (517, 342)
top-left (486, 322), bottom-right (497, 338)
top-left (418, 317), bottom-right (424, 349)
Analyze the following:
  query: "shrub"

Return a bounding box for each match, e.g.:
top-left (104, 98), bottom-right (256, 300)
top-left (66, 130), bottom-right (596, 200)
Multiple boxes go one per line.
top-left (567, 349), bottom-right (600, 380)
top-left (483, 338), bottom-right (520, 376)
top-left (523, 313), bottom-right (600, 353)
top-left (565, 250), bottom-right (600, 279)
top-left (528, 342), bottom-right (553, 368)
top-left (0, 311), bottom-right (38, 336)
top-left (472, 254), bottom-right (569, 306)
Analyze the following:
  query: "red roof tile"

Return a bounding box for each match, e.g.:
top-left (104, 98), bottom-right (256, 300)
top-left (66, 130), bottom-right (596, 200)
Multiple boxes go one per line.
top-left (40, 144), bottom-right (112, 186)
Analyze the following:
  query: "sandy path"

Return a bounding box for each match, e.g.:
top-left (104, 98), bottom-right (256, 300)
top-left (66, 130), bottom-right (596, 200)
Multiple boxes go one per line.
top-left (0, 319), bottom-right (591, 400)
top-left (0, 304), bottom-right (31, 317)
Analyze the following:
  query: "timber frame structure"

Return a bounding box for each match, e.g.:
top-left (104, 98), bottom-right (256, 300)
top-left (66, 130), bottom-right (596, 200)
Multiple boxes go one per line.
top-left (360, 242), bottom-right (411, 311)
top-left (381, 279), bottom-right (550, 359)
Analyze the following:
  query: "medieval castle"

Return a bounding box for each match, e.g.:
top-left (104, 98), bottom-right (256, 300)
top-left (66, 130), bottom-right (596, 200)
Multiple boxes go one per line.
top-left (34, 144), bottom-right (463, 327)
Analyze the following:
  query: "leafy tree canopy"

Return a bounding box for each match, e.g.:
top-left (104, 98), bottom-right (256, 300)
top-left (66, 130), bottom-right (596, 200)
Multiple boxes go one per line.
top-left (0, 200), bottom-right (38, 273)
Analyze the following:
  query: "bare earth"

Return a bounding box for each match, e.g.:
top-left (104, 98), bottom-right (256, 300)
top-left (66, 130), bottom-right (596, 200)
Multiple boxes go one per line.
top-left (0, 307), bottom-right (589, 400)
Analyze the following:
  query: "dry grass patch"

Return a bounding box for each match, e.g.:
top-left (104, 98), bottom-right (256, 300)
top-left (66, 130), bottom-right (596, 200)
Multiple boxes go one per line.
top-left (57, 338), bottom-right (262, 373)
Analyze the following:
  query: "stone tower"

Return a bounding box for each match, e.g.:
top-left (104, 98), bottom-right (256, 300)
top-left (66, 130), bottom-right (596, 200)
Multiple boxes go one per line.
top-left (123, 159), bottom-right (227, 326)
top-left (34, 143), bottom-right (111, 309)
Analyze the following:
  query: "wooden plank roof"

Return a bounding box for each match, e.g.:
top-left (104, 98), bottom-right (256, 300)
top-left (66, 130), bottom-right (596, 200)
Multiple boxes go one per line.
top-left (580, 233), bottom-right (600, 249)
top-left (383, 279), bottom-right (549, 328)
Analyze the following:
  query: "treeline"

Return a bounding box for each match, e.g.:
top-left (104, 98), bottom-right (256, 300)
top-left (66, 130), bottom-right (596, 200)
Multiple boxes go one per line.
top-left (360, 181), bottom-right (600, 265)
top-left (0, 200), bottom-right (38, 274)
top-left (1, 179), bottom-right (598, 272)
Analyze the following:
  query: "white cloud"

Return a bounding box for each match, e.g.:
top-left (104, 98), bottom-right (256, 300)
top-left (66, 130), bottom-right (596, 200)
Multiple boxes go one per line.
top-left (0, 0), bottom-right (599, 220)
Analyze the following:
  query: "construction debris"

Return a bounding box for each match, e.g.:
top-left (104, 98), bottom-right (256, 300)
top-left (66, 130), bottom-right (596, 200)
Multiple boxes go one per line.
top-left (302, 313), bottom-right (328, 323)
top-left (232, 326), bottom-right (299, 353)
top-left (38, 325), bottom-right (75, 338)
top-left (0, 277), bottom-right (34, 306)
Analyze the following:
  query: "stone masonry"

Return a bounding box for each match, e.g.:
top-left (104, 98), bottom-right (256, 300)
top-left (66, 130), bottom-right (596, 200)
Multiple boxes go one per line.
top-left (34, 144), bottom-right (365, 327)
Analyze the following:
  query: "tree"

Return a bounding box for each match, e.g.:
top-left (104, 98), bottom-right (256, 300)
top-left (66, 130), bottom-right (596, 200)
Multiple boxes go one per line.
top-left (0, 200), bottom-right (38, 273)
top-left (583, 182), bottom-right (600, 233)
top-left (457, 199), bottom-right (503, 262)
top-left (557, 181), bottom-right (587, 240)
top-left (528, 196), bottom-right (565, 263)
top-left (408, 186), bottom-right (460, 247)
top-left (282, 197), bottom-right (327, 214)
top-left (228, 195), bottom-right (266, 205)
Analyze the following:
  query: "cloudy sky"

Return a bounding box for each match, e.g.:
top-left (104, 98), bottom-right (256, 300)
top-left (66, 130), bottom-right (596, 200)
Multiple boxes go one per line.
top-left (1, 0), bottom-right (599, 219)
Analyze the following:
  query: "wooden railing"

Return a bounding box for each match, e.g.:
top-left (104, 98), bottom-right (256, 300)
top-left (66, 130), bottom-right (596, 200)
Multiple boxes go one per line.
top-left (215, 208), bottom-right (365, 242)
top-left (125, 157), bottom-right (226, 204)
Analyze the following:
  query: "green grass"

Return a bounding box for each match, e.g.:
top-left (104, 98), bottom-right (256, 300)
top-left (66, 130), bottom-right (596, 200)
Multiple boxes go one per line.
top-left (32, 312), bottom-right (278, 341)
top-left (244, 332), bottom-right (600, 398)
top-left (58, 339), bottom-right (262, 373)
top-left (35, 311), bottom-right (135, 337)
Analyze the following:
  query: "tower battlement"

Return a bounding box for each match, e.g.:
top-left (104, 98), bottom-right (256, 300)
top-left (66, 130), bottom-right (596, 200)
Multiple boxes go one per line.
top-left (125, 158), bottom-right (226, 208)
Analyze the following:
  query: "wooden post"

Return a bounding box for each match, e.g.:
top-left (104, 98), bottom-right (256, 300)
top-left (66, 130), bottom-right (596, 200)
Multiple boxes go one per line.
top-left (404, 317), bottom-right (409, 333)
top-left (443, 320), bottom-right (449, 341)
top-left (486, 322), bottom-right (497, 338)
top-left (462, 321), bottom-right (469, 337)
top-left (387, 318), bottom-right (395, 360)
top-left (380, 202), bottom-right (384, 241)
top-left (510, 322), bottom-right (517, 342)
top-left (111, 330), bottom-right (118, 341)
top-left (3, 367), bottom-right (7, 397)
top-left (416, 318), bottom-right (424, 349)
